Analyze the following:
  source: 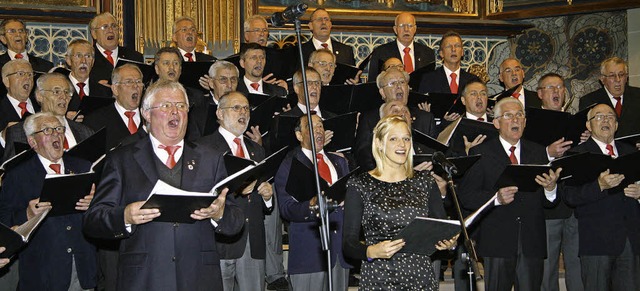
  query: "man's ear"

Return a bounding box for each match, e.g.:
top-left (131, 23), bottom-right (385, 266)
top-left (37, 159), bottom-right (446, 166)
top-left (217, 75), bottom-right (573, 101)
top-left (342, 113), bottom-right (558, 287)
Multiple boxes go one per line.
top-left (295, 130), bottom-right (302, 143)
top-left (27, 136), bottom-right (37, 149)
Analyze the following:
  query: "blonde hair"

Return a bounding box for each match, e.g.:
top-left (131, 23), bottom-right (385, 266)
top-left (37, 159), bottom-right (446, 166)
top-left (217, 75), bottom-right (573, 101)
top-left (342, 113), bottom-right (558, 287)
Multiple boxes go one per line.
top-left (371, 115), bottom-right (414, 178)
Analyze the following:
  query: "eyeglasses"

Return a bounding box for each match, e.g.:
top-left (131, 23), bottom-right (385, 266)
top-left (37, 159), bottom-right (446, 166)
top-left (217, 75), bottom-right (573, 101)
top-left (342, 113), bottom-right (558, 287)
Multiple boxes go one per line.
top-left (396, 23), bottom-right (415, 30)
top-left (220, 105), bottom-right (250, 112)
top-left (115, 79), bottom-right (145, 87)
top-left (246, 28), bottom-right (268, 34)
top-left (312, 61), bottom-right (335, 68)
top-left (601, 73), bottom-right (628, 80)
top-left (539, 84), bottom-right (564, 91)
top-left (93, 23), bottom-right (118, 31)
top-left (177, 27), bottom-right (197, 34)
top-left (33, 126), bottom-right (66, 136)
top-left (296, 80), bottom-right (322, 87)
top-left (147, 101), bottom-right (189, 112)
top-left (40, 88), bottom-right (73, 97)
top-left (213, 76), bottom-right (239, 84)
top-left (589, 114), bottom-right (617, 122)
top-left (70, 53), bottom-right (94, 59)
top-left (384, 80), bottom-right (407, 88)
top-left (5, 28), bottom-right (27, 35)
top-left (312, 17), bottom-right (331, 23)
top-left (497, 111), bottom-right (525, 120)
top-left (5, 71), bottom-right (34, 78)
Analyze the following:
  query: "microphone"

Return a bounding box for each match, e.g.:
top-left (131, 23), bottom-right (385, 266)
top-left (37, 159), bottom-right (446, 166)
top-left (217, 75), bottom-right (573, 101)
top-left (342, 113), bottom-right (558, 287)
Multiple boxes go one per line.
top-left (269, 3), bottom-right (308, 27)
top-left (432, 151), bottom-right (459, 176)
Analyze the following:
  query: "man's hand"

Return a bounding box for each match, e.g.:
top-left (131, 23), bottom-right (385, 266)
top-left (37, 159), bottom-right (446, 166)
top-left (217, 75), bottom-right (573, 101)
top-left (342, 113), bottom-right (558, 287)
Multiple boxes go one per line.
top-left (497, 186), bottom-right (518, 205)
top-left (443, 112), bottom-right (461, 122)
top-left (624, 183), bottom-right (640, 199)
top-left (66, 111), bottom-right (84, 122)
top-left (257, 182), bottom-right (273, 201)
top-left (75, 184), bottom-right (95, 211)
top-left (463, 135), bottom-right (486, 155)
top-left (27, 198), bottom-right (51, 220)
top-left (279, 103), bottom-right (292, 114)
top-left (435, 234), bottom-right (459, 251)
top-left (431, 172), bottom-right (447, 197)
top-left (245, 126), bottom-right (263, 146)
top-left (124, 201), bottom-right (161, 225)
top-left (97, 80), bottom-right (111, 89)
top-left (0, 247), bottom-right (9, 268)
top-left (192, 188), bottom-right (229, 221)
top-left (418, 102), bottom-right (431, 112)
top-left (535, 168), bottom-right (562, 191)
top-left (324, 130), bottom-right (334, 147)
top-left (367, 239), bottom-right (405, 259)
top-left (597, 169), bottom-right (624, 191)
top-left (546, 138), bottom-right (573, 158)
top-left (262, 73), bottom-right (288, 92)
top-left (241, 180), bottom-right (258, 195)
top-left (580, 130), bottom-right (591, 144)
top-left (345, 70), bottom-right (362, 85)
top-left (413, 161), bottom-right (433, 172)
top-left (199, 75), bottom-right (212, 90)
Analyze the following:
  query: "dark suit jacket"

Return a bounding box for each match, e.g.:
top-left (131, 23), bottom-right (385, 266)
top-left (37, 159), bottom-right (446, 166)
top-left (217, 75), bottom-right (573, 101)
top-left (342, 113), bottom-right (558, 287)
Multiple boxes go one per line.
top-left (83, 104), bottom-right (137, 151)
top-left (83, 137), bottom-right (244, 291)
top-left (301, 39), bottom-right (356, 66)
top-left (458, 137), bottom-right (557, 258)
top-left (579, 86), bottom-right (640, 137)
top-left (367, 40), bottom-right (435, 83)
top-left (354, 106), bottom-right (437, 172)
top-left (0, 155), bottom-right (97, 290)
top-left (0, 94), bottom-right (40, 131)
top-left (90, 45), bottom-right (144, 84)
top-left (237, 80), bottom-right (287, 98)
top-left (523, 89), bottom-right (542, 109)
top-left (196, 131), bottom-right (272, 260)
top-left (2, 118), bottom-right (94, 162)
top-left (0, 53), bottom-right (53, 73)
top-left (186, 99), bottom-right (218, 142)
top-left (564, 138), bottom-right (640, 256)
top-left (418, 66), bottom-right (480, 94)
top-left (194, 52), bottom-right (216, 62)
top-left (275, 147), bottom-right (351, 274)
top-left (67, 77), bottom-right (113, 112)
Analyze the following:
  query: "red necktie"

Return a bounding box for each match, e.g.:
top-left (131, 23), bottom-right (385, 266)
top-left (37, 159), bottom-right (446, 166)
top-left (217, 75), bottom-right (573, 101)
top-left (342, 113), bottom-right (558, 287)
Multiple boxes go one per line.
top-left (159, 145), bottom-right (181, 169)
top-left (49, 163), bottom-right (61, 174)
top-left (477, 117), bottom-right (484, 121)
top-left (613, 97), bottom-right (622, 117)
top-left (606, 144), bottom-right (615, 157)
top-left (233, 138), bottom-right (245, 158)
top-left (512, 92), bottom-right (521, 100)
top-left (184, 52), bottom-right (194, 62)
top-left (321, 43), bottom-right (328, 49)
top-left (316, 153), bottom-right (332, 184)
top-left (509, 146), bottom-right (518, 165)
top-left (250, 82), bottom-right (260, 91)
top-left (104, 50), bottom-right (114, 66)
top-left (77, 82), bottom-right (86, 100)
top-left (15, 53), bottom-right (23, 59)
top-left (124, 111), bottom-right (138, 134)
top-left (63, 138), bottom-right (69, 150)
top-left (403, 47), bottom-right (413, 74)
top-left (450, 72), bottom-right (458, 94)
top-left (18, 102), bottom-right (28, 117)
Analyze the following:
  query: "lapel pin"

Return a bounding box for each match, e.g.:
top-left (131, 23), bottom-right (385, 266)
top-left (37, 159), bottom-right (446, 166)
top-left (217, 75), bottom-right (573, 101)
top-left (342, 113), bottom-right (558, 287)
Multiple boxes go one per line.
top-left (336, 51), bottom-right (340, 55)
top-left (187, 160), bottom-right (196, 170)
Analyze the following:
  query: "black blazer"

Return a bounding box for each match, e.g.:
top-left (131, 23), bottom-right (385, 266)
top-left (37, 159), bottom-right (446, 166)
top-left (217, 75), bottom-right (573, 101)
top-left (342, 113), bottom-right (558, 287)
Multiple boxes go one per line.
top-left (83, 137), bottom-right (245, 291)
top-left (301, 39), bottom-right (356, 66)
top-left (67, 77), bottom-right (113, 112)
top-left (237, 80), bottom-right (287, 97)
top-left (0, 94), bottom-right (40, 131)
top-left (367, 40), bottom-right (435, 83)
top-left (418, 66), bottom-right (480, 94)
top-left (354, 107), bottom-right (436, 172)
top-left (564, 138), bottom-right (640, 256)
top-left (284, 105), bottom-right (337, 120)
top-left (523, 89), bottom-right (542, 109)
top-left (0, 155), bottom-right (97, 290)
top-left (458, 137), bottom-right (556, 258)
top-left (83, 104), bottom-right (138, 151)
top-left (194, 52), bottom-right (217, 62)
top-left (579, 86), bottom-right (640, 137)
top-left (2, 118), bottom-right (94, 162)
top-left (90, 45), bottom-right (144, 84)
top-left (196, 131), bottom-right (272, 260)
top-left (0, 53), bottom-right (53, 73)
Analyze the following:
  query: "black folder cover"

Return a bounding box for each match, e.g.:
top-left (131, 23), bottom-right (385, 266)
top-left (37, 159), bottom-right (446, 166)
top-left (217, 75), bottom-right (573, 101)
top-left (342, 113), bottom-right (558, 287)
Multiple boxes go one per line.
top-left (413, 129), bottom-right (449, 153)
top-left (330, 63), bottom-right (360, 85)
top-left (179, 61), bottom-right (215, 90)
top-left (407, 91), bottom-right (457, 119)
top-left (66, 128), bottom-right (107, 163)
top-left (115, 58), bottom-right (157, 85)
top-left (141, 194), bottom-right (215, 223)
top-left (395, 217), bottom-right (460, 255)
top-left (76, 96), bottom-right (114, 116)
top-left (412, 154), bottom-right (481, 178)
top-left (523, 106), bottom-right (591, 146)
top-left (322, 112), bottom-right (358, 152)
top-left (249, 96), bottom-right (291, 133)
top-left (285, 157), bottom-right (358, 203)
top-left (551, 151), bottom-right (640, 189)
top-left (494, 164), bottom-right (551, 192)
top-left (39, 172), bottom-right (96, 216)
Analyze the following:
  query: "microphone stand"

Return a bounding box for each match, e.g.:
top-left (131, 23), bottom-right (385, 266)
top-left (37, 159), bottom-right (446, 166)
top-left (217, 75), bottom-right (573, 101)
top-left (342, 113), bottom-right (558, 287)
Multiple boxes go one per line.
top-left (443, 169), bottom-right (482, 291)
top-left (292, 17), bottom-right (335, 291)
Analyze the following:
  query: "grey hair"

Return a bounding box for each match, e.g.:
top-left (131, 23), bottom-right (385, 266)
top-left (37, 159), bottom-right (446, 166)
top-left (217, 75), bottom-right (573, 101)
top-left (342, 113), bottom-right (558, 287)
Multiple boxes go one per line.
top-left (493, 97), bottom-right (524, 118)
top-left (24, 112), bottom-right (64, 136)
top-left (208, 60), bottom-right (239, 78)
top-left (36, 72), bottom-right (73, 92)
top-left (244, 15), bottom-right (268, 32)
top-left (292, 67), bottom-right (320, 85)
top-left (1, 59), bottom-right (31, 77)
top-left (173, 16), bottom-right (196, 33)
top-left (112, 63), bottom-right (143, 84)
top-left (142, 80), bottom-right (189, 111)
top-left (376, 69), bottom-right (410, 89)
top-left (66, 39), bottom-right (94, 58)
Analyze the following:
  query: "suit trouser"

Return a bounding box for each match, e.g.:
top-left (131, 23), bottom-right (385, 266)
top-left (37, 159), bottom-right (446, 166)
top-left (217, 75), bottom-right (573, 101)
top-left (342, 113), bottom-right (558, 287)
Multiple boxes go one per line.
top-left (542, 215), bottom-right (583, 291)
top-left (0, 260), bottom-right (18, 291)
top-left (289, 262), bottom-right (349, 291)
top-left (264, 194), bottom-right (286, 283)
top-left (580, 239), bottom-right (640, 291)
top-left (220, 236), bottom-right (266, 291)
